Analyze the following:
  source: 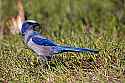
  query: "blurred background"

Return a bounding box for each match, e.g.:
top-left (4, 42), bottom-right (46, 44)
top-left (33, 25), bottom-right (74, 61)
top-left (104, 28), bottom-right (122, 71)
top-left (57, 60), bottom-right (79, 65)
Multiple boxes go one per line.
top-left (0, 0), bottom-right (125, 39)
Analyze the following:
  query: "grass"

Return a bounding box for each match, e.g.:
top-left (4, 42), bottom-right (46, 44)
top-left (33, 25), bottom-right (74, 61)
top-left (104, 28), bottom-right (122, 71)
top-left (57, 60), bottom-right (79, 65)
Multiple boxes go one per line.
top-left (0, 31), bottom-right (125, 82)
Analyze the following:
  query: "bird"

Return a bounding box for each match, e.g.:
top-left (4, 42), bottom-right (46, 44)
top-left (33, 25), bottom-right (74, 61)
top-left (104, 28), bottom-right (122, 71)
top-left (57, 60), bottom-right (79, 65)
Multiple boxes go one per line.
top-left (19, 20), bottom-right (99, 61)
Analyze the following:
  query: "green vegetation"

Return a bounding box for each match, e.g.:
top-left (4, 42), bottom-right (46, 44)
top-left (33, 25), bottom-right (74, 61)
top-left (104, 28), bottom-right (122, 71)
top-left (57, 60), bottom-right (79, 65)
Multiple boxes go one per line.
top-left (0, 0), bottom-right (125, 82)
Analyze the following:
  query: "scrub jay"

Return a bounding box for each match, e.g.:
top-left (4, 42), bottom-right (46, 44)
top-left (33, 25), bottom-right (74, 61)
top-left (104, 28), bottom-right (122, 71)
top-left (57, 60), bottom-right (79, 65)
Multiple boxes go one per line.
top-left (20, 20), bottom-right (98, 60)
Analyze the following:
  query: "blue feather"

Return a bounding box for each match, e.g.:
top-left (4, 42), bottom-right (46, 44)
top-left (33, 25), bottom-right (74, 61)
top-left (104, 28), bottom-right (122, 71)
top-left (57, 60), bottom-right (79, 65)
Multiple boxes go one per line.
top-left (21, 23), bottom-right (30, 33)
top-left (32, 37), bottom-right (57, 46)
top-left (26, 31), bottom-right (40, 43)
top-left (52, 45), bottom-right (99, 54)
top-left (21, 21), bottom-right (40, 33)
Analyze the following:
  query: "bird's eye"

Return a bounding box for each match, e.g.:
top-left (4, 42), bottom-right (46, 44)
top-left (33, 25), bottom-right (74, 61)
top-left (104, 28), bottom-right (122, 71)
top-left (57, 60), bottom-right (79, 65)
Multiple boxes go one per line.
top-left (33, 26), bottom-right (40, 32)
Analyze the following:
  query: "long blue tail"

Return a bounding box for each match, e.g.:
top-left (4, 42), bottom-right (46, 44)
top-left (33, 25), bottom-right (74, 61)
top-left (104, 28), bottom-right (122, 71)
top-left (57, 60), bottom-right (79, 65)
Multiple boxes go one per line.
top-left (52, 45), bottom-right (99, 54)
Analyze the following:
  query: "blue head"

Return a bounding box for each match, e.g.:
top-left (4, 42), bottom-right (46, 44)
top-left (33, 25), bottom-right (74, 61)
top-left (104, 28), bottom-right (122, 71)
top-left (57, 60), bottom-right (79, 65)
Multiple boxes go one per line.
top-left (21, 20), bottom-right (40, 34)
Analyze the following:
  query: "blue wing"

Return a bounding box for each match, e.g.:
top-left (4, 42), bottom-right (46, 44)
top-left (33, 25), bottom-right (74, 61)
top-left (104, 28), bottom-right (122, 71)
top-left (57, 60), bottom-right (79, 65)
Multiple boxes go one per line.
top-left (32, 37), bottom-right (57, 46)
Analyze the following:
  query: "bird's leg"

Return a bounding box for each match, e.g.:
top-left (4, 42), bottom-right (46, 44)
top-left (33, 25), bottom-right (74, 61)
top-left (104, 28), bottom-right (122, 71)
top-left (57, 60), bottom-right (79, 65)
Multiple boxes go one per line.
top-left (38, 55), bottom-right (52, 61)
